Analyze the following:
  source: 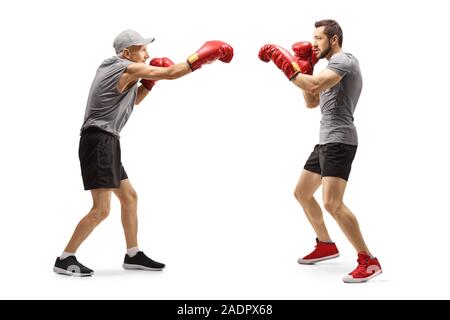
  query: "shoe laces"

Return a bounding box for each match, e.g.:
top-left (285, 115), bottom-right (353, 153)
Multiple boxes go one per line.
top-left (311, 244), bottom-right (321, 253)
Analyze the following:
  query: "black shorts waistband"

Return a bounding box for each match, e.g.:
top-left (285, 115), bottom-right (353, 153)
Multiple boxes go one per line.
top-left (81, 127), bottom-right (116, 137)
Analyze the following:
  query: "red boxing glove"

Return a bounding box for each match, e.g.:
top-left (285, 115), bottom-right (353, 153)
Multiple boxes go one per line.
top-left (292, 41), bottom-right (318, 75)
top-left (187, 40), bottom-right (234, 71)
top-left (258, 44), bottom-right (300, 80)
top-left (140, 57), bottom-right (175, 90)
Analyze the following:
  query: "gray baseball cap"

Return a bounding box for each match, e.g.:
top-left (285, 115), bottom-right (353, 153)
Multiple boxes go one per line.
top-left (113, 29), bottom-right (155, 54)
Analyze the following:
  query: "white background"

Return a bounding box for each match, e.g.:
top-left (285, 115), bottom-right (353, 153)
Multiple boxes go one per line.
top-left (0, 0), bottom-right (449, 299)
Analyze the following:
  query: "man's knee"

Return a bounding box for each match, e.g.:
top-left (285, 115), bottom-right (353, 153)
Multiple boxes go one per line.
top-left (294, 188), bottom-right (313, 204)
top-left (89, 206), bottom-right (110, 222)
top-left (323, 199), bottom-right (343, 217)
top-left (122, 189), bottom-right (138, 206)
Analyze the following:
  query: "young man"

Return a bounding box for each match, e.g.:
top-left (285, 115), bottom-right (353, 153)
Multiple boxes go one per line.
top-left (54, 30), bottom-right (233, 276)
top-left (258, 20), bottom-right (381, 283)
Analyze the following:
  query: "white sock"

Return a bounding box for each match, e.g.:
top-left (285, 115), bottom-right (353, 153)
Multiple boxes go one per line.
top-left (127, 247), bottom-right (140, 258)
top-left (60, 251), bottom-right (75, 260)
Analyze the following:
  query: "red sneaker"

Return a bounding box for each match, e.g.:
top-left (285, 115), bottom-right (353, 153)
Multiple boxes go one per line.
top-left (343, 252), bottom-right (382, 283)
top-left (297, 238), bottom-right (340, 264)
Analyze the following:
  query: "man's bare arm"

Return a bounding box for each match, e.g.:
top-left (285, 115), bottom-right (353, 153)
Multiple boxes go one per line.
top-left (292, 68), bottom-right (342, 95)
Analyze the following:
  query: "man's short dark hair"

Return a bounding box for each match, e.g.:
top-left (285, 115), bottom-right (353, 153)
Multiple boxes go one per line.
top-left (315, 19), bottom-right (343, 47)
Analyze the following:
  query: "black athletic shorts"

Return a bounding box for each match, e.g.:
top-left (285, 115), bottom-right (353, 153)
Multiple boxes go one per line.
top-left (304, 143), bottom-right (357, 181)
top-left (79, 127), bottom-right (128, 190)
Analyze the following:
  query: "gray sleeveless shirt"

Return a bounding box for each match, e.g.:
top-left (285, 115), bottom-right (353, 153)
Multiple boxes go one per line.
top-left (80, 56), bottom-right (137, 138)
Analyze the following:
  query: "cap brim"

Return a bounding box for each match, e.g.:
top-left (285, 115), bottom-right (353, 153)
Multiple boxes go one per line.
top-left (136, 37), bottom-right (155, 46)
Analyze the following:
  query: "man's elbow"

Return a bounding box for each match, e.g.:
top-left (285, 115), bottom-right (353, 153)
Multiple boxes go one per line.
top-left (305, 101), bottom-right (319, 108)
top-left (135, 97), bottom-right (144, 105)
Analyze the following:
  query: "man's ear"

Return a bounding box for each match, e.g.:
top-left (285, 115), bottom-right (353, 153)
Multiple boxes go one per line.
top-left (123, 48), bottom-right (130, 59)
top-left (331, 35), bottom-right (339, 46)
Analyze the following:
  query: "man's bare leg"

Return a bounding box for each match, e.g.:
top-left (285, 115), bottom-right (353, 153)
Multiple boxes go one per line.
top-left (322, 177), bottom-right (369, 254)
top-left (294, 170), bottom-right (331, 241)
top-left (113, 179), bottom-right (138, 249)
top-left (64, 188), bottom-right (112, 253)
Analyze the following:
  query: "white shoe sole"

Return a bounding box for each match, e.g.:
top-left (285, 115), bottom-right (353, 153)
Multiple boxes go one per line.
top-left (343, 270), bottom-right (382, 283)
top-left (297, 253), bottom-right (340, 264)
top-left (53, 266), bottom-right (93, 277)
top-left (122, 263), bottom-right (165, 271)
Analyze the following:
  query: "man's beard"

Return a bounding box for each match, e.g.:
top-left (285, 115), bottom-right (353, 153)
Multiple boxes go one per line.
top-left (319, 41), bottom-right (332, 59)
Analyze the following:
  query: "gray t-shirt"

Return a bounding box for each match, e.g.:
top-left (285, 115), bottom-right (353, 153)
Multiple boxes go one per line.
top-left (319, 52), bottom-right (362, 145)
top-left (80, 56), bottom-right (137, 138)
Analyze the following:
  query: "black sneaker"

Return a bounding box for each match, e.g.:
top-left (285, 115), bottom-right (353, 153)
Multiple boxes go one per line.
top-left (53, 256), bottom-right (94, 277)
top-left (123, 251), bottom-right (165, 271)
